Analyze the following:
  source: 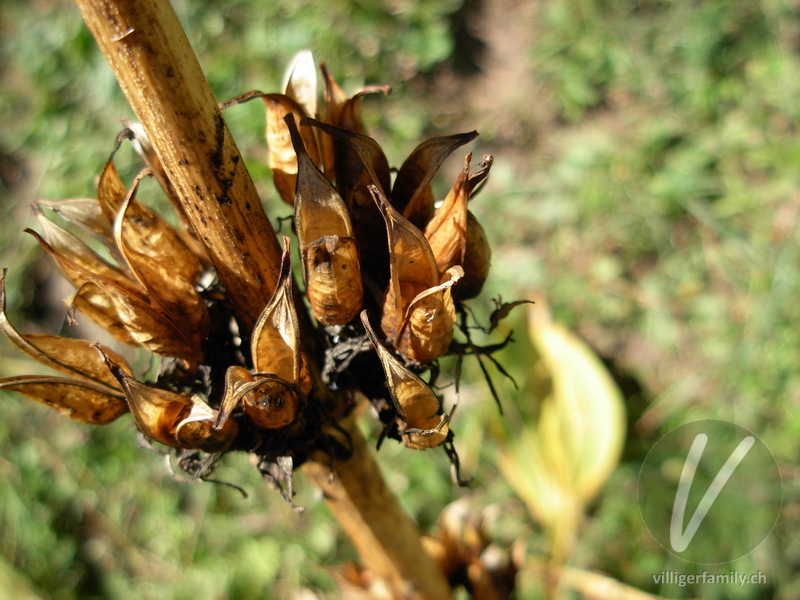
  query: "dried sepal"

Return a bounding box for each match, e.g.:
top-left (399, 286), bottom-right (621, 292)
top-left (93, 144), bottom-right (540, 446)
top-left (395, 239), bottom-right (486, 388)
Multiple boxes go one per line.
top-left (288, 116), bottom-right (363, 325)
top-left (302, 117), bottom-right (391, 204)
top-left (266, 93), bottom-right (322, 203)
top-left (251, 237), bottom-right (312, 394)
top-left (97, 143), bottom-right (129, 222)
top-left (122, 121), bottom-right (207, 262)
top-left (217, 366), bottom-right (300, 431)
top-left (0, 375), bottom-right (127, 424)
top-left (319, 62), bottom-right (349, 176)
top-left (392, 131), bottom-right (479, 229)
top-left (221, 90), bottom-right (323, 204)
top-left (33, 206), bottom-right (127, 288)
top-left (35, 197), bottom-right (114, 248)
top-left (112, 173), bottom-right (210, 352)
top-left (334, 84), bottom-right (392, 135)
top-left (360, 311), bottom-right (450, 449)
top-left (71, 283), bottom-right (138, 346)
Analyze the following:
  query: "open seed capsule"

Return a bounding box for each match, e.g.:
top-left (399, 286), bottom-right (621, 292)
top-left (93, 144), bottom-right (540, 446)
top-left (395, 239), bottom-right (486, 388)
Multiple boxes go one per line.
top-left (361, 311), bottom-right (450, 449)
top-left (287, 114), bottom-right (363, 325)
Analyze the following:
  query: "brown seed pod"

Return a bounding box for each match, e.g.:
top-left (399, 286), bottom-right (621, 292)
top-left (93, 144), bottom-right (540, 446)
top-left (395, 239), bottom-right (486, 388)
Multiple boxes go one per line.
top-left (219, 90), bottom-right (321, 204)
top-left (360, 311), bottom-right (449, 450)
top-left (99, 347), bottom-right (237, 451)
top-left (458, 211), bottom-right (492, 300)
top-left (303, 117), bottom-right (392, 284)
top-left (251, 236), bottom-right (312, 395)
top-left (216, 366), bottom-right (300, 431)
top-left (287, 114), bottom-right (363, 325)
top-left (424, 153), bottom-right (493, 283)
top-left (371, 185), bottom-right (461, 363)
top-left (174, 395), bottom-right (238, 453)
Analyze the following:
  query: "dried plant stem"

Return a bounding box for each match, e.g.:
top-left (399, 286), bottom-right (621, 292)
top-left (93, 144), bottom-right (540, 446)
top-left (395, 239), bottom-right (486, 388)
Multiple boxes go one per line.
top-left (73, 0), bottom-right (281, 333)
top-left (304, 413), bottom-right (453, 600)
top-left (72, 0), bottom-right (451, 597)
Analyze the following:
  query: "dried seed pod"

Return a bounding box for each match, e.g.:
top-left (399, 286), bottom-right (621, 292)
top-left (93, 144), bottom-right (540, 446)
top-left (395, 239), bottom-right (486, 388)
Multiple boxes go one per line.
top-left (217, 366), bottom-right (300, 431)
top-left (361, 311), bottom-right (449, 449)
top-left (423, 153), bottom-right (493, 300)
top-left (287, 115), bottom-right (363, 325)
top-left (397, 266), bottom-right (464, 363)
top-left (251, 236), bottom-right (312, 395)
top-left (424, 153), bottom-right (493, 279)
top-left (392, 131), bottom-right (479, 229)
top-left (99, 348), bottom-right (237, 451)
top-left (458, 211), bottom-right (492, 300)
top-left (303, 117), bottom-right (392, 283)
top-left (220, 91), bottom-right (322, 204)
top-left (174, 395), bottom-right (238, 453)
top-left (372, 186), bottom-right (461, 362)
top-left (100, 349), bottom-right (190, 447)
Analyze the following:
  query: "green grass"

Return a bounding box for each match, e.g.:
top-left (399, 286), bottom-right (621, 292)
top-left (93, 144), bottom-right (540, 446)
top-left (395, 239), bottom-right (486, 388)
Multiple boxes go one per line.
top-left (1, 0), bottom-right (799, 598)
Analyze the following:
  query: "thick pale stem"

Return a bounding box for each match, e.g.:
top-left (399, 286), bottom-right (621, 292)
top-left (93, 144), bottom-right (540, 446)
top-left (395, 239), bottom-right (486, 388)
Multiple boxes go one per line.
top-left (74, 0), bottom-right (281, 333)
top-left (304, 415), bottom-right (452, 600)
top-left (72, 1), bottom-right (451, 598)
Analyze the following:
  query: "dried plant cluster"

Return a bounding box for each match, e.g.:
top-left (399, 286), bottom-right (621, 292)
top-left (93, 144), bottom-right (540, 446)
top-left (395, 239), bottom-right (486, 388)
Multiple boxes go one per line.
top-left (0, 52), bottom-right (510, 489)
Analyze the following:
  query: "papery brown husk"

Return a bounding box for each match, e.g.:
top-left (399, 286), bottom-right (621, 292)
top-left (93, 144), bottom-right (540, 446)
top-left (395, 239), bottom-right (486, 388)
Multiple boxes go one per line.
top-left (0, 376), bottom-right (128, 424)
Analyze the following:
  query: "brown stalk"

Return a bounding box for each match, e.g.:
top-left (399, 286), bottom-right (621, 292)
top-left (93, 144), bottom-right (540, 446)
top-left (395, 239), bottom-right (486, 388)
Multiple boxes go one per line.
top-left (71, 0), bottom-right (451, 598)
top-left (73, 0), bottom-right (280, 333)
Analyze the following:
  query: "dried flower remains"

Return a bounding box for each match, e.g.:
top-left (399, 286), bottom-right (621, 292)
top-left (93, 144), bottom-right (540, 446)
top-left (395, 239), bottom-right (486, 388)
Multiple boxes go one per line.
top-left (1, 51), bottom-right (521, 495)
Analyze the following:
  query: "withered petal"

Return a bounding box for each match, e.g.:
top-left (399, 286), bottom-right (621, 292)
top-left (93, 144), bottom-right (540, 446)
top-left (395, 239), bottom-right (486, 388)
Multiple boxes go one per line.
top-left (0, 375), bottom-right (127, 425)
top-left (392, 131), bottom-right (479, 228)
top-left (35, 197), bottom-right (114, 248)
top-left (282, 50), bottom-right (319, 123)
top-left (0, 270), bottom-right (133, 390)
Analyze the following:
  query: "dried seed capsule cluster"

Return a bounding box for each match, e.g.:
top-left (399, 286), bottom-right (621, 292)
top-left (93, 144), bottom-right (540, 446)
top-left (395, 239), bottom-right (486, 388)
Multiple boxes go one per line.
top-left (0, 51), bottom-right (497, 476)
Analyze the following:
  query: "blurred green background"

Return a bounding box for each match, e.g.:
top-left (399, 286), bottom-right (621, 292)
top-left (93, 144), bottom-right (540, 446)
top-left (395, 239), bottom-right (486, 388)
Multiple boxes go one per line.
top-left (1, 0), bottom-right (798, 598)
